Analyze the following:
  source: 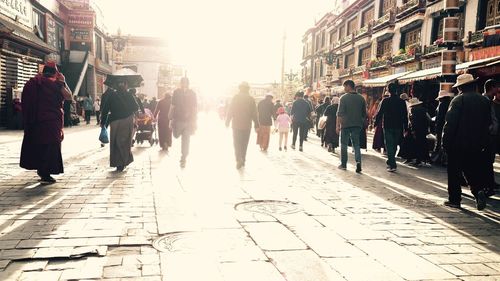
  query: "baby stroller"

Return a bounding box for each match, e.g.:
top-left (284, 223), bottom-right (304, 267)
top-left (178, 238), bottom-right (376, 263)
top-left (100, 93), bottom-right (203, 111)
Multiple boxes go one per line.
top-left (133, 108), bottom-right (158, 146)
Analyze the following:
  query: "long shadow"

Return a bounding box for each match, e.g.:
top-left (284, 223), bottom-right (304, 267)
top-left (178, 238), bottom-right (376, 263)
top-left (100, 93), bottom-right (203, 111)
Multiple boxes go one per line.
top-left (292, 148), bottom-right (500, 253)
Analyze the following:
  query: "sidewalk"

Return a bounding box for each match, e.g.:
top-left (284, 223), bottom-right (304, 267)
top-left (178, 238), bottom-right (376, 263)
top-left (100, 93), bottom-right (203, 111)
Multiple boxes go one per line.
top-left (0, 112), bottom-right (498, 280)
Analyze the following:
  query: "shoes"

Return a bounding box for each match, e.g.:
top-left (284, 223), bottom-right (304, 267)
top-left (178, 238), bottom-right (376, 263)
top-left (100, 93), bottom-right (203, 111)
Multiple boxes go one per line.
top-left (284, 146), bottom-right (287, 151)
top-left (291, 144), bottom-right (296, 150)
top-left (403, 159), bottom-right (413, 164)
top-left (387, 167), bottom-right (397, 172)
top-left (327, 145), bottom-right (333, 153)
top-left (337, 164), bottom-right (346, 170)
top-left (299, 146), bottom-right (303, 152)
top-left (444, 201), bottom-right (461, 209)
top-left (486, 188), bottom-right (495, 198)
top-left (236, 162), bottom-right (243, 169)
top-left (356, 162), bottom-right (362, 173)
top-left (476, 190), bottom-right (487, 211)
top-left (116, 166), bottom-right (124, 172)
top-left (39, 176), bottom-right (56, 184)
top-left (279, 147), bottom-right (282, 151)
top-left (180, 160), bottom-right (186, 168)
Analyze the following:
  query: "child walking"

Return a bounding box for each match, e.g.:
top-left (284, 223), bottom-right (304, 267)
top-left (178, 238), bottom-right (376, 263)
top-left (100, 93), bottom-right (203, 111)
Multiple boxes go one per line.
top-left (275, 107), bottom-right (292, 151)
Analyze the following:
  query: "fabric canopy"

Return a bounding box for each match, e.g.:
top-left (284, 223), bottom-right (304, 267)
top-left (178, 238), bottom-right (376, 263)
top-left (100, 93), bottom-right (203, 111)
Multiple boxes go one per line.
top-left (398, 56), bottom-right (500, 84)
top-left (362, 71), bottom-right (413, 87)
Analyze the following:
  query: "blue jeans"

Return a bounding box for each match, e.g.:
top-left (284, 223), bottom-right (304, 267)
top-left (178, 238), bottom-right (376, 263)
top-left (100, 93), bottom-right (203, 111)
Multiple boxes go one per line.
top-left (340, 127), bottom-right (362, 167)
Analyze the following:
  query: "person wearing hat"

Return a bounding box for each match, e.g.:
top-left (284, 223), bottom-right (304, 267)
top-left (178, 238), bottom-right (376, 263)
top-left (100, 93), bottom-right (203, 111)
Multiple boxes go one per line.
top-left (375, 83), bottom-right (408, 172)
top-left (434, 90), bottom-right (453, 153)
top-left (256, 94), bottom-right (275, 152)
top-left (226, 82), bottom-right (260, 169)
top-left (20, 61), bottom-right (73, 184)
top-left (408, 97), bottom-right (431, 167)
top-left (442, 73), bottom-right (491, 210)
top-left (323, 96), bottom-right (340, 153)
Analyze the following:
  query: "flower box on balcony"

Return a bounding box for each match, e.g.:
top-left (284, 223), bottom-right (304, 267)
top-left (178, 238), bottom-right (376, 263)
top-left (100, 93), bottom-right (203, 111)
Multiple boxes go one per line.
top-left (373, 11), bottom-right (395, 31)
top-left (396, 0), bottom-right (424, 19)
top-left (369, 59), bottom-right (391, 70)
top-left (466, 30), bottom-right (484, 46)
top-left (392, 53), bottom-right (417, 64)
top-left (355, 25), bottom-right (371, 38)
top-left (340, 34), bottom-right (353, 46)
top-left (352, 65), bottom-right (366, 74)
top-left (423, 44), bottom-right (445, 56)
top-left (339, 68), bottom-right (352, 77)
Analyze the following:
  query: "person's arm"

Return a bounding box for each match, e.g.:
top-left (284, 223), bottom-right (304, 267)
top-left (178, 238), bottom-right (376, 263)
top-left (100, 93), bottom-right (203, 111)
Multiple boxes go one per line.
top-left (225, 97), bottom-right (234, 128)
top-left (252, 100), bottom-right (260, 131)
top-left (374, 99), bottom-right (386, 127)
top-left (402, 102), bottom-right (409, 132)
top-left (100, 94), bottom-right (110, 127)
top-left (442, 97), bottom-right (461, 151)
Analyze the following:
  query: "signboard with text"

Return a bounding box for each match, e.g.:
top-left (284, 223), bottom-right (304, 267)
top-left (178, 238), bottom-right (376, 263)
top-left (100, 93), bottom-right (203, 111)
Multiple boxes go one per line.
top-left (70, 28), bottom-right (91, 42)
top-left (0, 0), bottom-right (33, 27)
top-left (46, 14), bottom-right (58, 49)
top-left (60, 0), bottom-right (89, 9)
top-left (68, 11), bottom-right (94, 27)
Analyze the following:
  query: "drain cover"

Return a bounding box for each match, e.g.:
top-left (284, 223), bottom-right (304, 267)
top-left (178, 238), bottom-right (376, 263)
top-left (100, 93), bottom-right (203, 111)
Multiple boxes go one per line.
top-left (153, 232), bottom-right (202, 253)
top-left (235, 200), bottom-right (302, 215)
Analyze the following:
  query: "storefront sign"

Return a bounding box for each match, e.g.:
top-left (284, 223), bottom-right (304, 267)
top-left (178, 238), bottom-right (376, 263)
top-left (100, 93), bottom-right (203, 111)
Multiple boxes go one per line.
top-left (394, 66), bottom-right (406, 74)
top-left (469, 46), bottom-right (500, 61)
top-left (405, 62), bottom-right (419, 72)
top-left (423, 57), bottom-right (441, 69)
top-left (68, 11), bottom-right (94, 27)
top-left (46, 14), bottom-right (57, 49)
top-left (0, 0), bottom-right (32, 27)
top-left (60, 0), bottom-right (89, 9)
top-left (70, 29), bottom-right (91, 42)
top-left (370, 69), bottom-right (391, 78)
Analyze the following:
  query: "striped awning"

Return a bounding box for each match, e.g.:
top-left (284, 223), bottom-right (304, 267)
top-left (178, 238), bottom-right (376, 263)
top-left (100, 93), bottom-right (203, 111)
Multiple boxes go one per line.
top-left (362, 71), bottom-right (413, 87)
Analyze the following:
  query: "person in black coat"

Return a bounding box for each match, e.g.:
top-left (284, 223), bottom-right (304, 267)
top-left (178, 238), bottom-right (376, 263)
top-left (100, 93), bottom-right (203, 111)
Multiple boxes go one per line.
top-left (409, 98), bottom-right (430, 166)
top-left (315, 97), bottom-right (330, 146)
top-left (434, 90), bottom-right (453, 152)
top-left (323, 97), bottom-right (339, 153)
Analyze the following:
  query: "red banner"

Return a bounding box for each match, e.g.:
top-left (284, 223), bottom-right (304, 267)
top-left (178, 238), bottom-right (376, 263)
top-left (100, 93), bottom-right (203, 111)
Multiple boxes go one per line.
top-left (469, 46), bottom-right (500, 61)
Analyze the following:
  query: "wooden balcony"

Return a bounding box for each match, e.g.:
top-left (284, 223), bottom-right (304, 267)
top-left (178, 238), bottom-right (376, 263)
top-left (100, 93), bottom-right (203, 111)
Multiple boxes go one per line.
top-left (465, 30), bottom-right (484, 47)
top-left (372, 11), bottom-right (395, 32)
top-left (355, 24), bottom-right (372, 38)
top-left (340, 33), bottom-right (354, 46)
top-left (422, 44), bottom-right (446, 57)
top-left (352, 65), bottom-right (366, 74)
top-left (396, 0), bottom-right (425, 20)
top-left (369, 59), bottom-right (391, 70)
top-left (338, 68), bottom-right (352, 77)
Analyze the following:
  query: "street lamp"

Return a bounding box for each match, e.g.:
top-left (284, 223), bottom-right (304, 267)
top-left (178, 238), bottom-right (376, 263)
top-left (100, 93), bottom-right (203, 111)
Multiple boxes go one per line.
top-left (323, 50), bottom-right (342, 96)
top-left (285, 69), bottom-right (298, 102)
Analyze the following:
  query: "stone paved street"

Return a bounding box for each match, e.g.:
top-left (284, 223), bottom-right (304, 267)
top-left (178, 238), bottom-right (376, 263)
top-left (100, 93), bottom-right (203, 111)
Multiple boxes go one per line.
top-left (0, 113), bottom-right (499, 280)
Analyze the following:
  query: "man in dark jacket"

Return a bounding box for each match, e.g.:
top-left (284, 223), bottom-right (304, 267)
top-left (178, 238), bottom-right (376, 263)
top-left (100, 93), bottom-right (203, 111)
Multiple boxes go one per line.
top-left (375, 82), bottom-right (408, 172)
top-left (226, 82), bottom-right (260, 169)
top-left (434, 90), bottom-right (453, 152)
top-left (482, 79), bottom-right (499, 195)
top-left (443, 74), bottom-right (491, 210)
top-left (290, 91), bottom-right (312, 152)
top-left (257, 94), bottom-right (274, 151)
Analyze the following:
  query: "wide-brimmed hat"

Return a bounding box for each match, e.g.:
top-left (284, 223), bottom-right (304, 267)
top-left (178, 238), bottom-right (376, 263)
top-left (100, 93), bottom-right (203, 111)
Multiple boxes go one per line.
top-left (400, 93), bottom-right (409, 100)
top-left (409, 97), bottom-right (423, 107)
top-left (104, 68), bottom-right (143, 89)
top-left (239, 81), bottom-right (250, 92)
top-left (453, 73), bottom-right (478, 88)
top-left (435, 90), bottom-right (453, 100)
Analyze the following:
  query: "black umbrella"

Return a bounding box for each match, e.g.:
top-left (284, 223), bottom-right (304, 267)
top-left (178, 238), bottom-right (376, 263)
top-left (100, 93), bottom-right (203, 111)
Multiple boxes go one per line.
top-left (104, 68), bottom-right (143, 89)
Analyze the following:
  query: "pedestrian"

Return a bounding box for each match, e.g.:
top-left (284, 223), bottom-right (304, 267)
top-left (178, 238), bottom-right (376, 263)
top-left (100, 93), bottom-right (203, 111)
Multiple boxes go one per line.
top-left (375, 83), bottom-right (408, 172)
top-left (303, 94), bottom-right (314, 140)
top-left (83, 95), bottom-right (94, 124)
top-left (336, 80), bottom-right (366, 173)
top-left (273, 99), bottom-right (282, 120)
top-left (20, 61), bottom-right (73, 184)
top-left (323, 96), bottom-right (339, 153)
top-left (275, 106), bottom-right (291, 151)
top-left (372, 92), bottom-right (389, 153)
top-left (482, 79), bottom-right (499, 195)
top-left (154, 92), bottom-right (173, 151)
top-left (149, 97), bottom-right (158, 112)
top-left (290, 91), bottom-right (312, 152)
top-left (225, 82), bottom-right (260, 169)
top-left (170, 77), bottom-right (197, 168)
top-left (409, 97), bottom-right (431, 167)
top-left (257, 94), bottom-right (274, 151)
top-left (94, 98), bottom-right (101, 125)
top-left (315, 97), bottom-right (330, 146)
top-left (100, 80), bottom-right (140, 172)
top-left (434, 90), bottom-right (453, 151)
top-left (443, 74), bottom-right (491, 210)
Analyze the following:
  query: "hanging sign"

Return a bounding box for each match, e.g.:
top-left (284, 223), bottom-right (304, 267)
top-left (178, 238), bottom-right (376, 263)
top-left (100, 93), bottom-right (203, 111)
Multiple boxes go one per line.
top-left (0, 0), bottom-right (33, 27)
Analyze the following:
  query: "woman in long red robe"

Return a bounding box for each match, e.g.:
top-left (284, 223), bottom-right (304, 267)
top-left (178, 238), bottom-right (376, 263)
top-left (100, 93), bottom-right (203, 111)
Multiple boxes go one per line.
top-left (20, 62), bottom-right (72, 184)
top-left (154, 93), bottom-right (173, 151)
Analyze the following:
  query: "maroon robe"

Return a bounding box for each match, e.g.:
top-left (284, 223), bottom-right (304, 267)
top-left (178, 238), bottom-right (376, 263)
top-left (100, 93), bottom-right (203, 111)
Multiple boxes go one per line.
top-left (20, 75), bottom-right (65, 175)
top-left (154, 95), bottom-right (172, 149)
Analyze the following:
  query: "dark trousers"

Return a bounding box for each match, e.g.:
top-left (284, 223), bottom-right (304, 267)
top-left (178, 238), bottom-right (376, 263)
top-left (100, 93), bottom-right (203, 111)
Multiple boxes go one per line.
top-left (384, 128), bottom-right (402, 169)
top-left (95, 111), bottom-right (100, 124)
top-left (447, 150), bottom-right (485, 203)
top-left (484, 138), bottom-right (497, 190)
top-left (84, 110), bottom-right (92, 124)
top-left (414, 131), bottom-right (428, 162)
top-left (233, 129), bottom-right (251, 165)
top-left (292, 122), bottom-right (308, 147)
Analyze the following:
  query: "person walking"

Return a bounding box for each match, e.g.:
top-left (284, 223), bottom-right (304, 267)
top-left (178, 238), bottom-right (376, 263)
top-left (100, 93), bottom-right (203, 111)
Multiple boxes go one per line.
top-left (20, 61), bottom-right (73, 184)
top-left (94, 98), bottom-right (101, 125)
top-left (434, 90), bottom-right (453, 151)
top-left (290, 91), bottom-right (312, 152)
top-left (170, 77), bottom-right (197, 168)
top-left (336, 80), bottom-right (366, 173)
top-left (315, 97), bottom-right (330, 146)
top-left (303, 94), bottom-right (314, 141)
top-left (409, 97), bottom-right (431, 166)
top-left (100, 80), bottom-right (140, 172)
top-left (443, 74), bottom-right (491, 210)
top-left (482, 79), bottom-right (499, 195)
top-left (372, 92), bottom-right (389, 153)
top-left (273, 99), bottom-right (282, 120)
top-left (154, 92), bottom-right (173, 151)
top-left (82, 95), bottom-right (94, 125)
top-left (275, 106), bottom-right (291, 151)
top-left (375, 83), bottom-right (408, 172)
top-left (226, 82), bottom-right (259, 169)
top-left (323, 96), bottom-right (339, 153)
top-left (256, 94), bottom-right (274, 151)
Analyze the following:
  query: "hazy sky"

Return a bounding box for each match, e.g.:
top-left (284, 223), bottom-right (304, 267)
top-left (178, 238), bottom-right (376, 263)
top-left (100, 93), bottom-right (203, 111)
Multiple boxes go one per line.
top-left (95, 0), bottom-right (331, 93)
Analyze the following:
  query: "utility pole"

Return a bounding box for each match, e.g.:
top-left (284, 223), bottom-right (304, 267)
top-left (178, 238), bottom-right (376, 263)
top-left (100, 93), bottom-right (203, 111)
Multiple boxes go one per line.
top-left (280, 30), bottom-right (286, 102)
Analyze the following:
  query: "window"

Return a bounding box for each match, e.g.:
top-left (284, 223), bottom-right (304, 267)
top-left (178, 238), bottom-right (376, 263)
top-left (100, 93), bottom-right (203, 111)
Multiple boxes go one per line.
top-left (432, 17), bottom-right (444, 42)
top-left (316, 34), bottom-right (321, 51)
top-left (362, 7), bottom-right (374, 27)
top-left (339, 26), bottom-right (346, 38)
top-left (32, 9), bottom-right (46, 40)
top-left (486, 0), bottom-right (500, 26)
top-left (360, 46), bottom-right (371, 65)
top-left (330, 30), bottom-right (336, 45)
top-left (345, 53), bottom-right (355, 68)
top-left (95, 34), bottom-right (102, 60)
top-left (402, 28), bottom-right (420, 48)
top-left (347, 18), bottom-right (358, 34)
top-left (321, 30), bottom-right (326, 48)
top-left (380, 0), bottom-right (396, 16)
top-left (377, 39), bottom-right (392, 57)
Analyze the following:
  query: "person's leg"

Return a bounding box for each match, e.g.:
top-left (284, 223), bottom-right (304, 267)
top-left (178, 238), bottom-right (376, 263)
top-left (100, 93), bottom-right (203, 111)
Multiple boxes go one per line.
top-left (299, 122), bottom-right (307, 148)
top-left (240, 129), bottom-right (251, 165)
top-left (180, 126), bottom-right (190, 164)
top-left (291, 123), bottom-right (298, 147)
top-left (340, 128), bottom-right (349, 167)
top-left (446, 151), bottom-right (462, 204)
top-left (284, 132), bottom-right (288, 149)
top-left (262, 126), bottom-right (271, 150)
top-left (96, 111), bottom-right (100, 124)
top-left (256, 127), bottom-right (263, 149)
top-left (279, 132), bottom-right (283, 149)
top-left (233, 129), bottom-right (243, 164)
top-left (350, 127), bottom-right (362, 165)
top-left (384, 128), bottom-right (397, 169)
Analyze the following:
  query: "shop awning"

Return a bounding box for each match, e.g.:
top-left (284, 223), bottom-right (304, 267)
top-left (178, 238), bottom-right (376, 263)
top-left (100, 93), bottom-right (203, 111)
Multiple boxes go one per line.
top-left (465, 55), bottom-right (500, 70)
top-left (0, 18), bottom-right (56, 53)
top-left (398, 56), bottom-right (500, 83)
top-left (362, 71), bottom-right (413, 87)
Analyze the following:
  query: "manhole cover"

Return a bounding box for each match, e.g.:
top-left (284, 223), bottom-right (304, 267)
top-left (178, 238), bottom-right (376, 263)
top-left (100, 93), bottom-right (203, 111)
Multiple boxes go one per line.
top-left (153, 232), bottom-right (203, 253)
top-left (388, 196), bottom-right (437, 208)
top-left (235, 200), bottom-right (302, 215)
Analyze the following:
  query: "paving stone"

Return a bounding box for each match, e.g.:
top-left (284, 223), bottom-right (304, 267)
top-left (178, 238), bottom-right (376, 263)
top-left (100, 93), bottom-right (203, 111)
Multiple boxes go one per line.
top-left (267, 250), bottom-right (346, 281)
top-left (142, 264), bottom-right (161, 276)
top-left (243, 222), bottom-right (307, 251)
top-left (19, 270), bottom-right (61, 281)
top-left (0, 249), bottom-right (36, 260)
top-left (326, 256), bottom-right (404, 281)
top-left (353, 240), bottom-right (455, 280)
top-left (454, 263), bottom-right (500, 275)
top-left (219, 260), bottom-right (285, 281)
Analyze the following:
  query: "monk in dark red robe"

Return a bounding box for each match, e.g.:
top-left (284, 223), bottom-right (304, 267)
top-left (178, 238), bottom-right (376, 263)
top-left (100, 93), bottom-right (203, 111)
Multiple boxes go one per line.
top-left (20, 62), bottom-right (73, 184)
